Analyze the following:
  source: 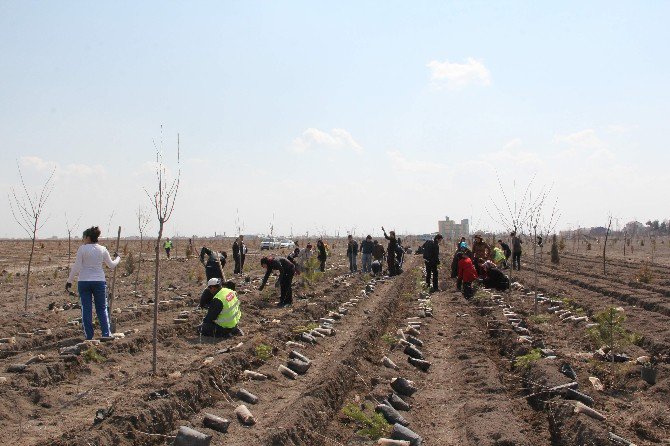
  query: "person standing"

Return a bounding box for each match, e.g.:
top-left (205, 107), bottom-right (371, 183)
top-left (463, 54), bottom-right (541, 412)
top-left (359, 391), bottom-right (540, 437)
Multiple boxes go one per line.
top-left (382, 227), bottom-right (398, 276)
top-left (259, 256), bottom-right (295, 307)
top-left (66, 226), bottom-right (120, 340)
top-left (198, 278), bottom-right (243, 337)
top-left (360, 235), bottom-right (374, 273)
top-left (232, 235), bottom-right (246, 274)
top-left (422, 234), bottom-right (443, 292)
top-left (164, 238), bottom-right (173, 259)
top-left (316, 239), bottom-right (328, 272)
top-left (511, 232), bottom-right (523, 271)
top-left (498, 239), bottom-right (511, 268)
top-left (457, 251), bottom-right (478, 299)
top-left (346, 235), bottom-right (359, 273)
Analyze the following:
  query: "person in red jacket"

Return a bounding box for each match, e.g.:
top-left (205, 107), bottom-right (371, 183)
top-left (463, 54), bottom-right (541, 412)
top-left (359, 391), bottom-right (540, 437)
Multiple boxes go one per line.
top-left (457, 252), bottom-right (478, 299)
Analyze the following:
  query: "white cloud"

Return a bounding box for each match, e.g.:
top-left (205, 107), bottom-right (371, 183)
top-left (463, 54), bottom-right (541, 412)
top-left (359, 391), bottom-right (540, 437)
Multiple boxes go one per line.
top-left (387, 150), bottom-right (446, 173)
top-left (554, 128), bottom-right (615, 160)
top-left (291, 128), bottom-right (363, 153)
top-left (555, 129), bottom-right (604, 149)
top-left (503, 138), bottom-right (522, 150)
top-left (20, 156), bottom-right (106, 178)
top-left (426, 57), bottom-right (491, 89)
top-left (20, 156), bottom-right (57, 171)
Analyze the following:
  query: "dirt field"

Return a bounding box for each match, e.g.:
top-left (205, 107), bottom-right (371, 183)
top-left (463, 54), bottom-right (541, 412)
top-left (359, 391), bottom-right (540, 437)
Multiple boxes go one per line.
top-left (1, 238), bottom-right (668, 445)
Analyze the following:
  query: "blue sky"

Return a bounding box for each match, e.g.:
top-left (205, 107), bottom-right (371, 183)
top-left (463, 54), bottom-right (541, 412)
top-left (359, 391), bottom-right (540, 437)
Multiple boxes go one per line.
top-left (1, 1), bottom-right (669, 238)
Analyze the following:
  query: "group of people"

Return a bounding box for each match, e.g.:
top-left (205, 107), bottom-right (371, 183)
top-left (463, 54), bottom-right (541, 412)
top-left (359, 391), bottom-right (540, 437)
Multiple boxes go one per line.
top-left (66, 224), bottom-right (524, 342)
top-left (345, 232), bottom-right (397, 276)
top-left (448, 234), bottom-right (521, 298)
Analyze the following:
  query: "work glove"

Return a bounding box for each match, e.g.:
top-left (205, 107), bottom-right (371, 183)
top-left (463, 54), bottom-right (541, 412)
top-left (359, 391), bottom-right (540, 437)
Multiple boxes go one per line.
top-left (65, 282), bottom-right (72, 292)
top-left (113, 252), bottom-right (119, 259)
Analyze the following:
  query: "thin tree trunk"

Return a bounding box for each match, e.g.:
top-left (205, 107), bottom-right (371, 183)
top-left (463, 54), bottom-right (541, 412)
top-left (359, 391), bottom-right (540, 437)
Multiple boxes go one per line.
top-left (533, 226), bottom-right (538, 315)
top-left (25, 235), bottom-right (36, 311)
top-left (152, 222), bottom-right (164, 374)
top-left (135, 234), bottom-right (143, 293)
top-left (603, 218), bottom-right (612, 275)
top-left (108, 226), bottom-right (121, 333)
top-left (67, 231), bottom-right (72, 276)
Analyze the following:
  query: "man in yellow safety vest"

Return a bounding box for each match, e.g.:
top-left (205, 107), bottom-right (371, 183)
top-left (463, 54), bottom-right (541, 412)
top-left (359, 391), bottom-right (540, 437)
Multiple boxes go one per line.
top-left (198, 278), bottom-right (243, 337)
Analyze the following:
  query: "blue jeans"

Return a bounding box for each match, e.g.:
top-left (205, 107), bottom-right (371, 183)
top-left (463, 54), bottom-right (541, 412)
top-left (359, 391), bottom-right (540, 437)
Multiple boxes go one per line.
top-left (78, 281), bottom-right (111, 339)
top-left (361, 253), bottom-right (372, 273)
top-left (348, 253), bottom-right (358, 272)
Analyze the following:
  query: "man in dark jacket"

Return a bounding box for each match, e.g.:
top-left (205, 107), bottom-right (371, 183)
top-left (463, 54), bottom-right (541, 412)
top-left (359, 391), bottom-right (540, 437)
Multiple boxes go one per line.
top-left (360, 235), bottom-right (374, 273)
top-left (259, 256), bottom-right (295, 307)
top-left (382, 227), bottom-right (398, 276)
top-left (316, 239), bottom-right (328, 272)
top-left (422, 234), bottom-right (443, 292)
top-left (346, 235), bottom-right (359, 273)
top-left (200, 247), bottom-right (227, 280)
top-left (498, 239), bottom-right (511, 269)
top-left (232, 236), bottom-right (246, 274)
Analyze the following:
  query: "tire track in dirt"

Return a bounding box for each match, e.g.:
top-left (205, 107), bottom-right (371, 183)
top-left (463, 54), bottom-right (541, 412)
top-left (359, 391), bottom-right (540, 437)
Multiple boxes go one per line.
top-left (468, 286), bottom-right (670, 445)
top-left (514, 269), bottom-right (670, 357)
top-left (557, 254), bottom-right (670, 298)
top-left (523, 261), bottom-right (670, 319)
top-left (562, 252), bottom-right (670, 276)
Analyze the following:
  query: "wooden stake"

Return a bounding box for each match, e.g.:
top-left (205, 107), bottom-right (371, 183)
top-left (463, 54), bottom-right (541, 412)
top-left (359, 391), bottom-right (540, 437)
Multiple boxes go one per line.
top-left (108, 226), bottom-right (121, 333)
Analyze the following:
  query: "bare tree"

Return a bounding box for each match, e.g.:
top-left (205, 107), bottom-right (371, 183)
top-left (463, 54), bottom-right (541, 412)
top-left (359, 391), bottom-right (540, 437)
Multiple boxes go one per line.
top-left (524, 186), bottom-right (560, 314)
top-left (145, 128), bottom-right (181, 374)
top-left (603, 216), bottom-right (612, 274)
top-left (8, 162), bottom-right (55, 311)
top-left (134, 206), bottom-right (151, 293)
top-left (486, 175), bottom-right (545, 285)
top-left (64, 212), bottom-right (82, 280)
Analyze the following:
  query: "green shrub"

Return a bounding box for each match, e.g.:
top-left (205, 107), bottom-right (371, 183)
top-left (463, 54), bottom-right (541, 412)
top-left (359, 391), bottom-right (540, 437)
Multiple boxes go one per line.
top-left (635, 264), bottom-right (653, 284)
top-left (381, 333), bottom-right (397, 347)
top-left (254, 344), bottom-right (273, 361)
top-left (588, 307), bottom-right (631, 350)
top-left (342, 403), bottom-right (391, 440)
top-left (83, 347), bottom-right (106, 363)
top-left (514, 348), bottom-right (542, 369)
top-left (302, 257), bottom-right (323, 285)
top-left (528, 314), bottom-right (550, 325)
top-left (291, 323), bottom-right (319, 334)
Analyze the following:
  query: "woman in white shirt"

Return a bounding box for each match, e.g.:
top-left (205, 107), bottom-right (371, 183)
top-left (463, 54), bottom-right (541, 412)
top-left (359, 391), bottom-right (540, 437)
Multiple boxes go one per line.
top-left (66, 226), bottom-right (121, 340)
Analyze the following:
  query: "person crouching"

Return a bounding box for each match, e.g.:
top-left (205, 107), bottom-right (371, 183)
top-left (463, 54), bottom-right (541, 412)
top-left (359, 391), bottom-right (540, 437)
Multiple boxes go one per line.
top-left (198, 278), bottom-right (243, 337)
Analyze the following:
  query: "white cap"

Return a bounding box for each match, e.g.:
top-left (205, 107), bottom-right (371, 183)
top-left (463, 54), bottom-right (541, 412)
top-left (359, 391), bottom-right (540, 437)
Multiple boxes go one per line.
top-left (207, 278), bottom-right (221, 287)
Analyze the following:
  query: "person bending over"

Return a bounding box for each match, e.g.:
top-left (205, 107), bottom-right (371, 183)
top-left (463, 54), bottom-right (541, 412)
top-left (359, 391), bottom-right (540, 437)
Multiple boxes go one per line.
top-left (259, 256), bottom-right (295, 307)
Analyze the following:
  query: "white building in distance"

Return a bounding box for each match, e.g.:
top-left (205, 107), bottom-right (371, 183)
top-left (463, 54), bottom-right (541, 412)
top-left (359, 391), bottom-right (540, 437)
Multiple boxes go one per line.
top-left (438, 216), bottom-right (469, 239)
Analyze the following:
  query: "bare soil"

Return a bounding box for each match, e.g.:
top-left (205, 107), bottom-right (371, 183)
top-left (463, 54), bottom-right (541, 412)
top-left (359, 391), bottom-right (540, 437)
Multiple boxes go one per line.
top-left (0, 239), bottom-right (668, 445)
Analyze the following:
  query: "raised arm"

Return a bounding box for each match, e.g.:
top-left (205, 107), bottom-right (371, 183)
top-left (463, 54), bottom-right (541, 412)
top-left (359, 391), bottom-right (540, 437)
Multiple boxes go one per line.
top-left (200, 247), bottom-right (211, 264)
